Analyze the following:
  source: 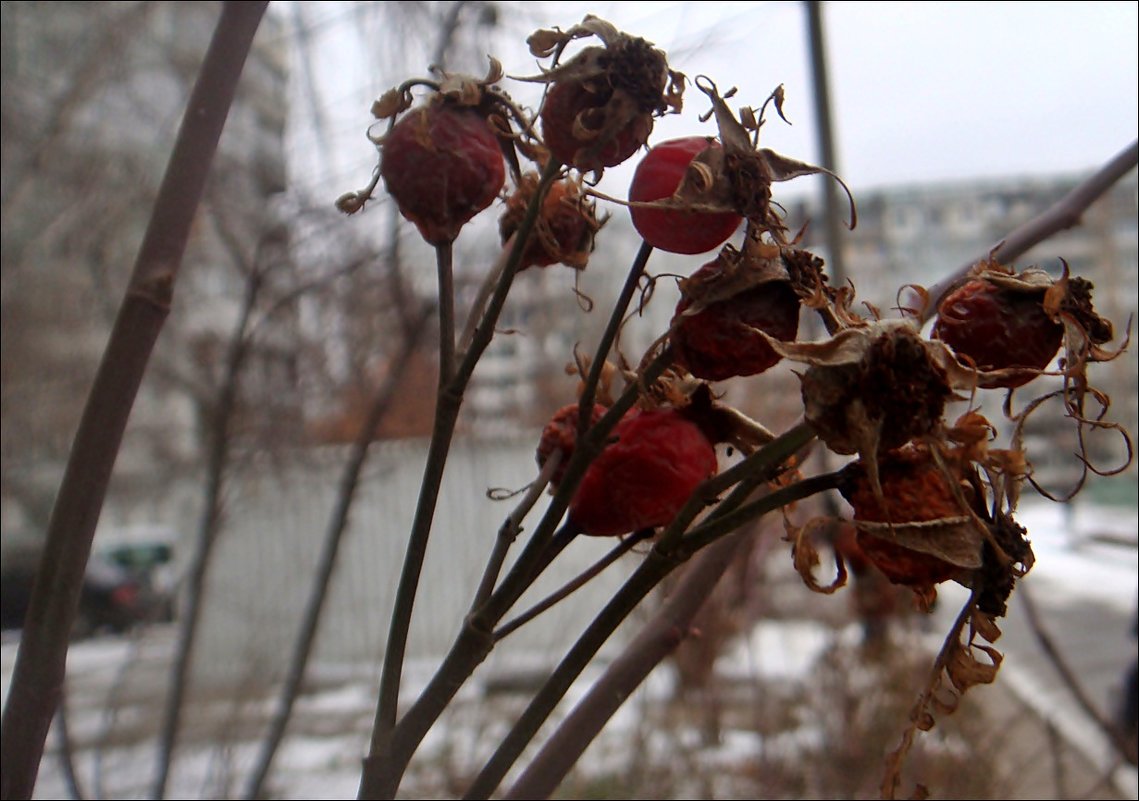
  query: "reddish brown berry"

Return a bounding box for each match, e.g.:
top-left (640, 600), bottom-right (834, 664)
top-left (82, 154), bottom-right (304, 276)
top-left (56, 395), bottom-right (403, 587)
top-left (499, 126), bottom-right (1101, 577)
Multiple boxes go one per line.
top-left (541, 79), bottom-right (650, 172)
top-left (569, 408), bottom-right (717, 537)
top-left (671, 271), bottom-right (800, 381)
top-left (380, 104), bottom-right (505, 245)
top-left (529, 17), bottom-right (683, 173)
top-left (932, 278), bottom-right (1063, 389)
top-left (840, 446), bottom-right (964, 586)
top-left (536, 402), bottom-right (608, 488)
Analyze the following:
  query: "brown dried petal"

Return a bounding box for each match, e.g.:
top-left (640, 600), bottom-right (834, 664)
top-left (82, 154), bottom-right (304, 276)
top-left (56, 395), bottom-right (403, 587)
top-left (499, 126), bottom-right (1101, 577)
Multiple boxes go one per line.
top-left (759, 148), bottom-right (856, 229)
top-left (676, 244), bottom-right (791, 314)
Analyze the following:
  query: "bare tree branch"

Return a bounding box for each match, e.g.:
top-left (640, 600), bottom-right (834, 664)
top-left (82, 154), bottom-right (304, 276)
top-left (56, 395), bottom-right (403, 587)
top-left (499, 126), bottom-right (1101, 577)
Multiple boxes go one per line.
top-left (919, 140), bottom-right (1139, 323)
top-left (1018, 584), bottom-right (1137, 764)
top-left (503, 526), bottom-right (757, 800)
top-left (242, 303), bottom-right (434, 801)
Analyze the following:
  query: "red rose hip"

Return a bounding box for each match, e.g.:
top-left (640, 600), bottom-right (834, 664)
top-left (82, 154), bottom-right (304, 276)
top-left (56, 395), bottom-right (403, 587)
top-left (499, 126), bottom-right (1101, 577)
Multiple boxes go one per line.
top-left (380, 104), bottom-right (505, 245)
top-left (569, 408), bottom-right (718, 537)
top-left (629, 137), bottom-right (742, 255)
top-left (932, 278), bottom-right (1063, 389)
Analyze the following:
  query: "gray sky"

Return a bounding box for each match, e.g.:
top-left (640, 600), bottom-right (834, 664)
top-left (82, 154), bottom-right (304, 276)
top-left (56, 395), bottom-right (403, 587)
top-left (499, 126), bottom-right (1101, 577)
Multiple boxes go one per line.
top-left (289, 1), bottom-right (1139, 202)
top-left (549, 1), bottom-right (1139, 197)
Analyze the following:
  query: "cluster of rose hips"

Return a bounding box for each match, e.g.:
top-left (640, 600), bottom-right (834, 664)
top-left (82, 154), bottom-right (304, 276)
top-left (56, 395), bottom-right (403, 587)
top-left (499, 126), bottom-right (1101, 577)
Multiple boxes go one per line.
top-left (340, 15), bottom-right (1124, 613)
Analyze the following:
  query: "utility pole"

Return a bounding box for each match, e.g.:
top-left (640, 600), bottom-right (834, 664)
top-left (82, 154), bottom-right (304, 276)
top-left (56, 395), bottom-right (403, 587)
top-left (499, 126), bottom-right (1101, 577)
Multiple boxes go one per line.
top-left (806, 0), bottom-right (847, 286)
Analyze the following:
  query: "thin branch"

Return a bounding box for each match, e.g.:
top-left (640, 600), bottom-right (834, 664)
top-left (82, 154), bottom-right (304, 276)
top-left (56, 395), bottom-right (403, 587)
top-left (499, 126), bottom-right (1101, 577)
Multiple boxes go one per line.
top-left (1018, 583), bottom-right (1137, 763)
top-left (361, 158), bottom-right (563, 800)
top-left (0, 6), bottom-right (267, 798)
top-left (463, 468), bottom-right (837, 799)
top-left (470, 451), bottom-right (563, 613)
top-left (919, 140), bottom-right (1139, 323)
top-left (356, 344), bottom-right (675, 801)
top-left (53, 688), bottom-right (86, 801)
top-left (242, 305), bottom-right (433, 801)
top-left (494, 530), bottom-right (653, 642)
top-left (463, 543), bottom-right (683, 800)
top-left (153, 258), bottom-right (265, 801)
top-left (502, 525), bottom-right (757, 800)
top-left (436, 241), bottom-right (456, 383)
top-left (577, 241), bottom-right (654, 431)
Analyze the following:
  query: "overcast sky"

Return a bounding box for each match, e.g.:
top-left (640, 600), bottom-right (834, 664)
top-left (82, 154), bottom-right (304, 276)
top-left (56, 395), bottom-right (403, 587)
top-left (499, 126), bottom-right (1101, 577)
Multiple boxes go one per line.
top-left (289, 1), bottom-right (1139, 203)
top-left (547, 1), bottom-right (1139, 197)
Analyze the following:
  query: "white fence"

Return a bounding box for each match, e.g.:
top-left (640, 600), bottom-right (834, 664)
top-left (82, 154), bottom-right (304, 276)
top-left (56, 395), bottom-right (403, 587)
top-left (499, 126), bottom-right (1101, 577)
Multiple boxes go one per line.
top-left (190, 434), bottom-right (644, 686)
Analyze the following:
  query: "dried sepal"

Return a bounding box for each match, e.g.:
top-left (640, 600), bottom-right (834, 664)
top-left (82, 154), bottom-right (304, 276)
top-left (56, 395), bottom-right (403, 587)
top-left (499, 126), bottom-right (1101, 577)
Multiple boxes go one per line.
top-left (762, 320), bottom-right (961, 463)
top-left (688, 76), bottom-right (856, 242)
top-left (434, 57), bottom-right (506, 106)
top-left (371, 86), bottom-right (413, 120)
top-left (526, 14), bottom-right (622, 60)
top-left (499, 171), bottom-right (603, 271)
top-left (852, 518), bottom-right (981, 570)
top-left (944, 636), bottom-right (1002, 693)
top-left (675, 240), bottom-right (789, 314)
top-left (883, 589), bottom-right (1007, 799)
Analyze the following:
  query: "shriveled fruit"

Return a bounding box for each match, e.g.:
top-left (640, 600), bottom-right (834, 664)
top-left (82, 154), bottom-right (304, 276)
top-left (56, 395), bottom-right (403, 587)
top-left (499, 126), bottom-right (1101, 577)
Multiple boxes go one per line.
top-left (569, 408), bottom-right (717, 537)
top-left (536, 402), bottom-right (608, 488)
top-left (839, 446), bottom-right (969, 587)
top-left (799, 321), bottom-right (953, 456)
top-left (541, 79), bottom-right (650, 171)
top-left (380, 104), bottom-right (505, 245)
top-left (528, 16), bottom-right (683, 172)
top-left (629, 137), bottom-right (742, 254)
top-left (932, 278), bottom-right (1063, 389)
top-left (500, 174), bottom-right (597, 271)
top-left (672, 267), bottom-right (800, 381)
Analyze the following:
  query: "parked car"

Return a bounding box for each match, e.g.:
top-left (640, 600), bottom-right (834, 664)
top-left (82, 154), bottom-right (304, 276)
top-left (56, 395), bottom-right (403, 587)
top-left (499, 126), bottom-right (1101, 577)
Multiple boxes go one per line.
top-left (1, 544), bottom-right (158, 636)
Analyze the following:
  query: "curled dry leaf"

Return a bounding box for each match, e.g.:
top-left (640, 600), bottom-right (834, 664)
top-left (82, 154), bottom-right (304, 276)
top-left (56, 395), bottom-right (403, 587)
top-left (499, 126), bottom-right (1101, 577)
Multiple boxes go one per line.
top-left (788, 517), bottom-right (848, 595)
top-left (945, 638), bottom-right (1002, 693)
top-left (852, 518), bottom-right (981, 571)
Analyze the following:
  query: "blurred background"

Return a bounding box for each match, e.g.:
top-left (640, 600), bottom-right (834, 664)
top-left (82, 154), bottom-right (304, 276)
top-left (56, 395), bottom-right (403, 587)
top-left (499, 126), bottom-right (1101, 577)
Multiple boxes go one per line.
top-left (2, 2), bottom-right (1136, 798)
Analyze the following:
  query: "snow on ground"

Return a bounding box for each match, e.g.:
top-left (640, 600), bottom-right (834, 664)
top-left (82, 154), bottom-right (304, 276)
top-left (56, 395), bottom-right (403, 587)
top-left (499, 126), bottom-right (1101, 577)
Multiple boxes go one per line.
top-left (1015, 501), bottom-right (1139, 612)
top-left (3, 499), bottom-right (1136, 799)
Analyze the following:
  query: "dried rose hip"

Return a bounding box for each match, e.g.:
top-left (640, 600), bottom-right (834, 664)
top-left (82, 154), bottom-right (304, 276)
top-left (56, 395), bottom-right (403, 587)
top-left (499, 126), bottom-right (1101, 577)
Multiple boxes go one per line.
top-left (536, 402), bottom-right (608, 487)
top-left (500, 173), bottom-right (598, 271)
top-left (800, 321), bottom-right (953, 456)
top-left (672, 273), bottom-right (801, 381)
top-left (839, 446), bottom-right (966, 587)
top-left (380, 103), bottom-right (505, 245)
top-left (568, 408), bottom-right (717, 537)
top-left (629, 137), bottom-right (742, 254)
top-left (932, 278), bottom-right (1063, 389)
top-left (528, 16), bottom-right (683, 172)
top-left (541, 79), bottom-right (649, 171)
